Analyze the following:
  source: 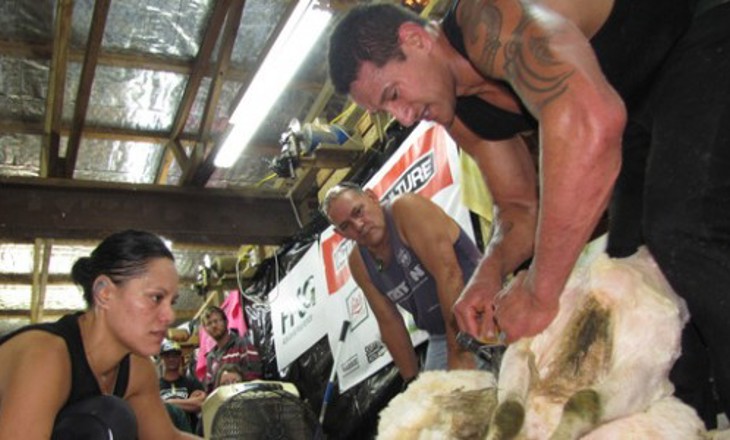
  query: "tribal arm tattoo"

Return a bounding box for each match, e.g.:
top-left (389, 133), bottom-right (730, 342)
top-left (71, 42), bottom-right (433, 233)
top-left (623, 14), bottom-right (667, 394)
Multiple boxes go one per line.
top-left (458, 0), bottom-right (575, 113)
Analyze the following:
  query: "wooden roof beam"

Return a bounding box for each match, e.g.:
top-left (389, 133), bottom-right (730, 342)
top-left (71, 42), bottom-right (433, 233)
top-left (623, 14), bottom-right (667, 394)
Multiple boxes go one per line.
top-left (182, 0), bottom-right (247, 186)
top-left (41, 0), bottom-right (73, 178)
top-left (0, 40), bottom-right (252, 81)
top-left (0, 122), bottom-right (208, 144)
top-left (157, 0), bottom-right (234, 185)
top-left (63, 0), bottom-right (112, 178)
top-left (0, 176), bottom-right (299, 246)
top-left (29, 239), bottom-right (52, 324)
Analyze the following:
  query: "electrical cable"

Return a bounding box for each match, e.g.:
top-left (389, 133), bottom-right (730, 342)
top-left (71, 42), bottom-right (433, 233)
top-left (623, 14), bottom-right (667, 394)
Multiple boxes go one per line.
top-left (289, 192), bottom-right (304, 229)
top-left (236, 251), bottom-right (266, 305)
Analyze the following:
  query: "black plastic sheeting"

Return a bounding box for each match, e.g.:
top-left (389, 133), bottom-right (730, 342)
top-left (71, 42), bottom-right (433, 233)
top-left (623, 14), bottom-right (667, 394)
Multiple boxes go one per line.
top-left (241, 237), bottom-right (431, 439)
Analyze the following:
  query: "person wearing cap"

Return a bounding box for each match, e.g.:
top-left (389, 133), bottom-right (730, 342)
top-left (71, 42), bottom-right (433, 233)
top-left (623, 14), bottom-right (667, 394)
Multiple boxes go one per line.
top-left (159, 340), bottom-right (206, 434)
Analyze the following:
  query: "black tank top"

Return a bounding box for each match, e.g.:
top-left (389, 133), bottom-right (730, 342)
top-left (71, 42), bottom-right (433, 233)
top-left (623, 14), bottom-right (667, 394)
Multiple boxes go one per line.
top-left (441, 0), bottom-right (693, 140)
top-left (0, 313), bottom-right (130, 406)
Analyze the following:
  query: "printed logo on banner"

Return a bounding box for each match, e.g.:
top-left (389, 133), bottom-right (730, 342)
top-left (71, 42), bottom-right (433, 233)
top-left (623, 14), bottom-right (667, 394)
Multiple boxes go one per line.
top-left (365, 340), bottom-right (386, 364)
top-left (346, 287), bottom-right (369, 331)
top-left (321, 233), bottom-right (355, 295)
top-left (341, 354), bottom-right (361, 377)
top-left (380, 152), bottom-right (435, 204)
top-left (280, 274), bottom-right (317, 344)
top-left (370, 125), bottom-right (453, 200)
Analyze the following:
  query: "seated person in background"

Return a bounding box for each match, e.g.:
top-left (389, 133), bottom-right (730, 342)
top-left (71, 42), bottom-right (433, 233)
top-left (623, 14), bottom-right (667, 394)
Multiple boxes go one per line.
top-left (0, 229), bottom-right (201, 439)
top-left (159, 340), bottom-right (206, 433)
top-left (202, 306), bottom-right (262, 393)
top-left (214, 364), bottom-right (246, 388)
top-left (164, 404), bottom-right (193, 434)
top-left (321, 183), bottom-right (483, 384)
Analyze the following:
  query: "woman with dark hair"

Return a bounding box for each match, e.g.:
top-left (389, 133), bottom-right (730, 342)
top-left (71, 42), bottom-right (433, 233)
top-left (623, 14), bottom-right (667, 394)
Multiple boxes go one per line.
top-left (0, 229), bottom-right (201, 439)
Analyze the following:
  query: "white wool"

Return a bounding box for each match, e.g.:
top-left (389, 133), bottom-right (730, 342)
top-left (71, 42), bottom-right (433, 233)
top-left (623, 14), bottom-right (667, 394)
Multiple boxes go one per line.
top-left (377, 246), bottom-right (724, 439)
top-left (499, 247), bottom-right (706, 438)
top-left (584, 396), bottom-right (706, 439)
top-left (377, 370), bottom-right (496, 440)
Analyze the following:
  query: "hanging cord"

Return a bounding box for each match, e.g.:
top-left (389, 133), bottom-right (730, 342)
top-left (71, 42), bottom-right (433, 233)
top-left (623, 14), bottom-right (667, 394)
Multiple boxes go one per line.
top-left (236, 252), bottom-right (266, 305)
top-left (269, 250), bottom-right (281, 303)
top-left (289, 192), bottom-right (304, 229)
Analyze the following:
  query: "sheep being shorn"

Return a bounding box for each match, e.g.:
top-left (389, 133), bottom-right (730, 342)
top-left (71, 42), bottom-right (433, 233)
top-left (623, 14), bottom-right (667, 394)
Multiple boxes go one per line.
top-left (378, 245), bottom-right (713, 439)
top-left (487, 246), bottom-right (706, 439)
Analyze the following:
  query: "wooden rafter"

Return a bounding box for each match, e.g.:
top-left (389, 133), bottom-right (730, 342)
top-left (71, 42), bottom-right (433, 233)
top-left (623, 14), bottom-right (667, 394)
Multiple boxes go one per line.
top-left (182, 0), bottom-right (247, 185)
top-left (0, 40), bottom-right (325, 88)
top-left (0, 121), bottom-right (282, 160)
top-left (63, 0), bottom-right (112, 178)
top-left (41, 0), bottom-right (73, 178)
top-left (29, 239), bottom-right (52, 323)
top-left (2, 122), bottom-right (208, 145)
top-left (155, 0), bottom-right (234, 184)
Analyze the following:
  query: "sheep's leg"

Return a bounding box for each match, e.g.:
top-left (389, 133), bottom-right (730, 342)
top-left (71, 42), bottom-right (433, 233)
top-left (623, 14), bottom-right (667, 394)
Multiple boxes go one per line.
top-left (487, 399), bottom-right (526, 440)
top-left (548, 389), bottom-right (601, 440)
top-left (549, 286), bottom-right (682, 438)
top-left (486, 341), bottom-right (532, 440)
top-left (588, 249), bottom-right (685, 421)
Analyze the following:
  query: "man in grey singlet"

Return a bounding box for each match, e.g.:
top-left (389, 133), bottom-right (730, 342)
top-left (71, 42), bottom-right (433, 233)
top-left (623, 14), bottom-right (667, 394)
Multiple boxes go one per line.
top-left (321, 183), bottom-right (482, 383)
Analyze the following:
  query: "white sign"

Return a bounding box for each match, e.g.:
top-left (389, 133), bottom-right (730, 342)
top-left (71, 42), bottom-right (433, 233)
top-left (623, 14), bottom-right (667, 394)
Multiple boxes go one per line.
top-left (269, 245), bottom-right (330, 371)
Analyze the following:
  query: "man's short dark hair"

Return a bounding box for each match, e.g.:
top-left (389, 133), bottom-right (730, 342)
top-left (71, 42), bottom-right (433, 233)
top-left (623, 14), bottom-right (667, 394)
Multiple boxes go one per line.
top-left (328, 3), bottom-right (427, 95)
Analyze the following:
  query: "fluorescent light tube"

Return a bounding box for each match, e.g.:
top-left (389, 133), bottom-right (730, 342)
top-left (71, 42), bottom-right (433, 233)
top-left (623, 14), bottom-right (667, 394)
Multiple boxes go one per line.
top-left (214, 1), bottom-right (332, 168)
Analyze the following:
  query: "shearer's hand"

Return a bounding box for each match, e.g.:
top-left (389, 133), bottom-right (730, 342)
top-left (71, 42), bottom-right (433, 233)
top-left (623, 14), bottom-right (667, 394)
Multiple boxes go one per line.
top-left (493, 270), bottom-right (559, 343)
top-left (453, 266), bottom-right (503, 343)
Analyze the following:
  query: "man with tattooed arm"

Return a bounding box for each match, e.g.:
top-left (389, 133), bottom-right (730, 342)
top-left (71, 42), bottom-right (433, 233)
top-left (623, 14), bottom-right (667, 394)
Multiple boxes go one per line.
top-left (327, 0), bottom-right (730, 427)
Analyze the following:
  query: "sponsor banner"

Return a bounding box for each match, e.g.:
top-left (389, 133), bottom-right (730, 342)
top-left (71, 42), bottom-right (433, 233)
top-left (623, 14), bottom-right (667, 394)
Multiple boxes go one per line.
top-left (321, 231), bottom-right (355, 296)
top-left (368, 122), bottom-right (453, 201)
top-left (269, 245), bottom-right (330, 371)
top-left (324, 278), bottom-right (394, 390)
top-left (323, 272), bottom-right (430, 392)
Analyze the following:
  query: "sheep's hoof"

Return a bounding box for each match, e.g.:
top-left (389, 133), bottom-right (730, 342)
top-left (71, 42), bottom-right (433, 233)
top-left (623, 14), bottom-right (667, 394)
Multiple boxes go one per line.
top-left (549, 389), bottom-right (601, 440)
top-left (487, 399), bottom-right (525, 440)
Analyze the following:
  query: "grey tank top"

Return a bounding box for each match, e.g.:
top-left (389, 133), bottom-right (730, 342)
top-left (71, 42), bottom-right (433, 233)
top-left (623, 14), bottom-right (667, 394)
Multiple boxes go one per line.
top-left (359, 203), bottom-right (481, 335)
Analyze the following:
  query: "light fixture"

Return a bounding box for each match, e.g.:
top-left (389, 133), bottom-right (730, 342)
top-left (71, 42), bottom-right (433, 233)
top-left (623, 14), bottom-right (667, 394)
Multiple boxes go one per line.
top-left (214, 0), bottom-right (333, 168)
